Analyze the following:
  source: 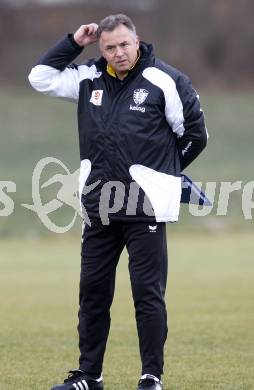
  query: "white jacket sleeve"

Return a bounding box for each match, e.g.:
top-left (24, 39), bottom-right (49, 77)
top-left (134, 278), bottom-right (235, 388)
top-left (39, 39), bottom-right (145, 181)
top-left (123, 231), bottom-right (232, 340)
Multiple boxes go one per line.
top-left (28, 64), bottom-right (80, 103)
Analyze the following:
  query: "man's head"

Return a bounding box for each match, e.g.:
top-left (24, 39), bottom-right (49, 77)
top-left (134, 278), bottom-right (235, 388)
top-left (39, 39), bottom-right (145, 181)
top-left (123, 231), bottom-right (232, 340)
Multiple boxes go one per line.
top-left (97, 14), bottom-right (140, 79)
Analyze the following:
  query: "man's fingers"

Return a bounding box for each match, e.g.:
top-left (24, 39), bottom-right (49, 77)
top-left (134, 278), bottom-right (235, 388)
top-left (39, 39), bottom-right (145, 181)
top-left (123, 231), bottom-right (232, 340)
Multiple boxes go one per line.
top-left (82, 23), bottom-right (98, 35)
top-left (87, 23), bottom-right (98, 35)
top-left (74, 23), bottom-right (98, 46)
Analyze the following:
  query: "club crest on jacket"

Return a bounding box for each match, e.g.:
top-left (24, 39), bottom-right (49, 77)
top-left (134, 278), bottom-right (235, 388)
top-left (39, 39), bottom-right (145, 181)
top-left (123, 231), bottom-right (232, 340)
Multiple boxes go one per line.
top-left (133, 89), bottom-right (149, 105)
top-left (130, 89), bottom-right (149, 113)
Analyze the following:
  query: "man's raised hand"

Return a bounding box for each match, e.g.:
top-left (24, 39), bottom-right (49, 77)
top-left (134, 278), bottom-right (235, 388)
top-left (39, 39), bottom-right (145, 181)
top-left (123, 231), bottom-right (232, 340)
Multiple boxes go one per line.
top-left (73, 23), bottom-right (98, 47)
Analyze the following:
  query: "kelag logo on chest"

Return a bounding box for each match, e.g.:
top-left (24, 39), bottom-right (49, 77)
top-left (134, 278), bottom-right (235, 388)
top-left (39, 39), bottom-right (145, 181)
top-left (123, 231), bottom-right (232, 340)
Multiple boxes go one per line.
top-left (130, 89), bottom-right (149, 113)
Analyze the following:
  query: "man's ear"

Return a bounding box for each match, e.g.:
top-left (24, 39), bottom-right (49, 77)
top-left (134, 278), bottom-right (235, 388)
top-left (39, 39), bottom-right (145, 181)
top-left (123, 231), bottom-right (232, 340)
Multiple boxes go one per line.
top-left (98, 39), bottom-right (103, 53)
top-left (136, 35), bottom-right (140, 49)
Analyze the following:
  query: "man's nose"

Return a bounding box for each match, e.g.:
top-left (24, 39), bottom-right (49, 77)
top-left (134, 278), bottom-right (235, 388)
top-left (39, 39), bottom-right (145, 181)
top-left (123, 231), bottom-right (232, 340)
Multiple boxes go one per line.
top-left (115, 46), bottom-right (124, 57)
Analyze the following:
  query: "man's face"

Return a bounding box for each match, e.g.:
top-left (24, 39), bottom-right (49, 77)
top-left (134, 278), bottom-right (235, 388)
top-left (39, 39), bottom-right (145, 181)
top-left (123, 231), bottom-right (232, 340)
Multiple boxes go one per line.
top-left (99, 24), bottom-right (139, 78)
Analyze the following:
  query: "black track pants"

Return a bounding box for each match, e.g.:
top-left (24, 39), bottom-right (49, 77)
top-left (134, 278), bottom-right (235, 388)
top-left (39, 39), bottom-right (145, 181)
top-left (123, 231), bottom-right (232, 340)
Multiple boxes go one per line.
top-left (78, 220), bottom-right (168, 378)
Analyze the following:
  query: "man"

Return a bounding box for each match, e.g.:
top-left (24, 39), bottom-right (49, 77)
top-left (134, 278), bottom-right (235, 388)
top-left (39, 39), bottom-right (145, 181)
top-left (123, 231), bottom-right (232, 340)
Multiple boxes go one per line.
top-left (29, 14), bottom-right (208, 390)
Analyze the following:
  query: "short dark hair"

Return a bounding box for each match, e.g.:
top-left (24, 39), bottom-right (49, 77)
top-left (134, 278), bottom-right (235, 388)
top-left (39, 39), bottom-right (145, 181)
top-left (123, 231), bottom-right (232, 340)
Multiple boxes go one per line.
top-left (96, 14), bottom-right (136, 39)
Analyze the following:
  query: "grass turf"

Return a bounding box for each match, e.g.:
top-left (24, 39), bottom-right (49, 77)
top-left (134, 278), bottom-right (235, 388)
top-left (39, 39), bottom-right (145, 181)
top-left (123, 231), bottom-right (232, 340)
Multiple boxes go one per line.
top-left (0, 232), bottom-right (253, 389)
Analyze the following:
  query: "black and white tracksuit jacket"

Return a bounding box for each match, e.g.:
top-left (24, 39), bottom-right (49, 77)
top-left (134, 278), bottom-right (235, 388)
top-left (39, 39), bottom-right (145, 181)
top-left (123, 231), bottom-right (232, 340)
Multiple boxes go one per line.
top-left (28, 34), bottom-right (208, 223)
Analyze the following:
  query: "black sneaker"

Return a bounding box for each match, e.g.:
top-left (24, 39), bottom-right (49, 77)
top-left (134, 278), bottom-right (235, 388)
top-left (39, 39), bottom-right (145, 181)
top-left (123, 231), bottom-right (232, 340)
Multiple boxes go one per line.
top-left (51, 370), bottom-right (104, 390)
top-left (137, 374), bottom-right (163, 390)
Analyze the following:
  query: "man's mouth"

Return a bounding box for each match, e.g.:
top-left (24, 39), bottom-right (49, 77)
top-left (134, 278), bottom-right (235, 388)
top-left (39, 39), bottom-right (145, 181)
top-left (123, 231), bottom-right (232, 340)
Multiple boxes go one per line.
top-left (116, 60), bottom-right (128, 65)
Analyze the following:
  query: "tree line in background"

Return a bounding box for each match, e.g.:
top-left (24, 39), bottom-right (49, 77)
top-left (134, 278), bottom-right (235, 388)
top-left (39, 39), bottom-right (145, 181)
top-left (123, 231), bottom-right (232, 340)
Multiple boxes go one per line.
top-left (0, 0), bottom-right (253, 89)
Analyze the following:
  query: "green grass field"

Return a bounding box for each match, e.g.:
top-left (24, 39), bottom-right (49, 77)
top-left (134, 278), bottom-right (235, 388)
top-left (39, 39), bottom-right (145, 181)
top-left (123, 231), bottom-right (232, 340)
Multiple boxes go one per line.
top-left (1, 233), bottom-right (254, 389)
